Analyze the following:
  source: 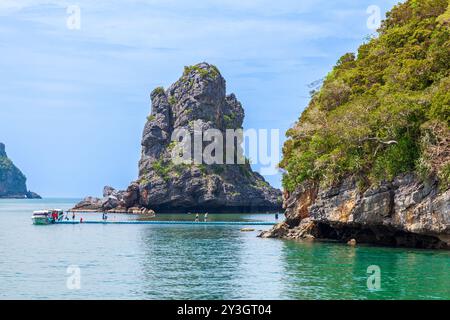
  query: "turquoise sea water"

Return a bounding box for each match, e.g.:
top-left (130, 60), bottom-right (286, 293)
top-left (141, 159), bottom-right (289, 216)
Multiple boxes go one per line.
top-left (0, 198), bottom-right (449, 300)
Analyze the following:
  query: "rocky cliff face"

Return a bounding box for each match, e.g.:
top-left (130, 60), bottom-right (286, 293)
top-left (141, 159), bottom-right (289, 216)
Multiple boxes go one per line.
top-left (261, 174), bottom-right (449, 249)
top-left (0, 143), bottom-right (41, 199)
top-left (72, 63), bottom-right (282, 213)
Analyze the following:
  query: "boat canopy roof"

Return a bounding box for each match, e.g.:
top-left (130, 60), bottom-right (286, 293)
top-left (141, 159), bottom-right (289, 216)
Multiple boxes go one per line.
top-left (33, 209), bottom-right (64, 215)
top-left (33, 210), bottom-right (50, 215)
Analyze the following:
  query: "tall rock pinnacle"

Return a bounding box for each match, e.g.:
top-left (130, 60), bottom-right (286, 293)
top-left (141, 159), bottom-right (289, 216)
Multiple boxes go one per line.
top-left (72, 63), bottom-right (282, 213)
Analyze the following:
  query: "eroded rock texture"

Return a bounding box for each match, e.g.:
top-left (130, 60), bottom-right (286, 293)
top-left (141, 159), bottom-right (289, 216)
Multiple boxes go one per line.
top-left (261, 174), bottom-right (449, 249)
top-left (72, 63), bottom-right (282, 213)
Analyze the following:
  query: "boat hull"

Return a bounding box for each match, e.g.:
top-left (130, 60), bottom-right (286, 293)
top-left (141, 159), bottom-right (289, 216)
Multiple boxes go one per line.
top-left (32, 217), bottom-right (52, 225)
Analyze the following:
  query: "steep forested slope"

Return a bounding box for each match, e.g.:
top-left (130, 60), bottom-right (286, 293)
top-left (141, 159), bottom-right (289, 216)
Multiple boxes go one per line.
top-left (263, 0), bottom-right (450, 249)
top-left (281, 0), bottom-right (450, 192)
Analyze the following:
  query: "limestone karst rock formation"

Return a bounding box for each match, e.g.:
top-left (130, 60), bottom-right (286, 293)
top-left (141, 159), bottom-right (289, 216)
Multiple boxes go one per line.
top-left (72, 63), bottom-right (282, 213)
top-left (0, 143), bottom-right (41, 199)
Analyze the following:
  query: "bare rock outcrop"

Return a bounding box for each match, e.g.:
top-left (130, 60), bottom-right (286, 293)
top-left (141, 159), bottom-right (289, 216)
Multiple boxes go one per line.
top-left (261, 173), bottom-right (449, 249)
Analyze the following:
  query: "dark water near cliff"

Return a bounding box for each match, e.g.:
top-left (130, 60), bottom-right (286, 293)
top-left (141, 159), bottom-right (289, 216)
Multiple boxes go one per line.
top-left (0, 199), bottom-right (449, 300)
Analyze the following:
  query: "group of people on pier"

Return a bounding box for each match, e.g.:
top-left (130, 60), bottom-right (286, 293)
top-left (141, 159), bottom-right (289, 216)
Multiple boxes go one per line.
top-left (194, 213), bottom-right (208, 222)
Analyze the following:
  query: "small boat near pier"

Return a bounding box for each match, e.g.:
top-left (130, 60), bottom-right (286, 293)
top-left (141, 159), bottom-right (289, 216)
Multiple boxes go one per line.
top-left (31, 209), bottom-right (64, 225)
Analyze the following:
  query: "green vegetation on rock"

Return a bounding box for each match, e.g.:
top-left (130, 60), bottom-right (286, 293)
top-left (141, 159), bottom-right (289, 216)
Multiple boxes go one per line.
top-left (437, 2), bottom-right (450, 25)
top-left (153, 158), bottom-right (172, 181)
top-left (223, 112), bottom-right (238, 128)
top-left (281, 0), bottom-right (450, 192)
top-left (183, 64), bottom-right (221, 79)
top-left (168, 96), bottom-right (177, 105)
top-left (0, 156), bottom-right (14, 172)
top-left (153, 87), bottom-right (165, 95)
top-left (0, 143), bottom-right (33, 198)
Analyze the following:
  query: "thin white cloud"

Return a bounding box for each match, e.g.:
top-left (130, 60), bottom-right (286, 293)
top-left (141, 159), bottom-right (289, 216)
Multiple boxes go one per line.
top-left (0, 0), bottom-right (66, 14)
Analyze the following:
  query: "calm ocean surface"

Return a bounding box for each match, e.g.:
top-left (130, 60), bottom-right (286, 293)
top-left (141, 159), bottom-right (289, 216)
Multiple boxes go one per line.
top-left (0, 198), bottom-right (448, 300)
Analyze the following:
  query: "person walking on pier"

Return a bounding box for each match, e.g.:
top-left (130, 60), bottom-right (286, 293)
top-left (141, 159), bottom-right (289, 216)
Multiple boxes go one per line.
top-left (195, 214), bottom-right (199, 222)
top-left (204, 213), bottom-right (208, 222)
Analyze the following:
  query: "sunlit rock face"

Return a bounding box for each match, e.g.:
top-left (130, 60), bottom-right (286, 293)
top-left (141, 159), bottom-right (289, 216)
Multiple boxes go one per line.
top-left (72, 63), bottom-right (282, 213)
top-left (261, 174), bottom-right (450, 249)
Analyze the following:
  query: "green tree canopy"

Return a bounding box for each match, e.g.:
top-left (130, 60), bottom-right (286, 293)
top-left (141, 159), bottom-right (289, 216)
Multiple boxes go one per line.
top-left (281, 0), bottom-right (450, 192)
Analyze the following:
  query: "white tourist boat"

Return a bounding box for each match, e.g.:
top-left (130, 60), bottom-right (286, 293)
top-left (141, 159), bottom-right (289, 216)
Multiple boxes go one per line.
top-left (32, 209), bottom-right (64, 225)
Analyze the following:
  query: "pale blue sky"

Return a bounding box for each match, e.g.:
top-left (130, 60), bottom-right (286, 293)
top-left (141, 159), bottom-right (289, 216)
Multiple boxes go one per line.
top-left (0, 0), bottom-right (398, 197)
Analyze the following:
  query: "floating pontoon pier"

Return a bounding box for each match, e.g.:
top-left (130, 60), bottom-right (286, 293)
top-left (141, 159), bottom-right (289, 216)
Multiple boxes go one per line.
top-left (55, 220), bottom-right (277, 226)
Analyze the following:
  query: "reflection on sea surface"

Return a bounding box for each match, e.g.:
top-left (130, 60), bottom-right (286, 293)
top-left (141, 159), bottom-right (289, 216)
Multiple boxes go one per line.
top-left (280, 240), bottom-right (450, 299)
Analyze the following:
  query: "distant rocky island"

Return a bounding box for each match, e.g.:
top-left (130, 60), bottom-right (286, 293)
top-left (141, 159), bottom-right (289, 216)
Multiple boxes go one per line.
top-left (73, 63), bottom-right (282, 213)
top-left (261, 0), bottom-right (450, 249)
top-left (0, 143), bottom-right (41, 199)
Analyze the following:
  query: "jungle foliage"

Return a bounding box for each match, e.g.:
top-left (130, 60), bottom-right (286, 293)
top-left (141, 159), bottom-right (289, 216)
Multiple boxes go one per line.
top-left (281, 0), bottom-right (450, 192)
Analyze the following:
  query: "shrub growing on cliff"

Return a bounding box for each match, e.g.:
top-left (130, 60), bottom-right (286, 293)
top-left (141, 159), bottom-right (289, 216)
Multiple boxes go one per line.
top-left (153, 87), bottom-right (165, 95)
top-left (183, 64), bottom-right (220, 79)
top-left (0, 156), bottom-right (27, 186)
top-left (168, 96), bottom-right (177, 105)
top-left (153, 158), bottom-right (171, 181)
top-left (0, 157), bottom-right (14, 171)
top-left (281, 0), bottom-right (450, 192)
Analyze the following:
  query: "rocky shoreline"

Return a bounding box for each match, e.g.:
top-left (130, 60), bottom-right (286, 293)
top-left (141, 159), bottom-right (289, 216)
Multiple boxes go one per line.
top-left (260, 173), bottom-right (449, 249)
top-left (70, 186), bottom-right (155, 215)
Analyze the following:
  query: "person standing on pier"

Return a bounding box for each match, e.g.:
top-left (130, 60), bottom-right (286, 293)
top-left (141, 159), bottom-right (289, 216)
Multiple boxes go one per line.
top-left (195, 214), bottom-right (199, 222)
top-left (204, 213), bottom-right (208, 222)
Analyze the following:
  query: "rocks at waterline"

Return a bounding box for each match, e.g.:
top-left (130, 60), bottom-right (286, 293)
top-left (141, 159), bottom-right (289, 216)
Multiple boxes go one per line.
top-left (71, 185), bottom-right (154, 215)
top-left (25, 191), bottom-right (41, 199)
top-left (72, 63), bottom-right (282, 213)
top-left (0, 143), bottom-right (41, 199)
top-left (260, 173), bottom-right (450, 249)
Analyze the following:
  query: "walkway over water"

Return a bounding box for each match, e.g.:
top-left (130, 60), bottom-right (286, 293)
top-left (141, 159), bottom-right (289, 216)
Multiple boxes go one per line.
top-left (55, 220), bottom-right (277, 226)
